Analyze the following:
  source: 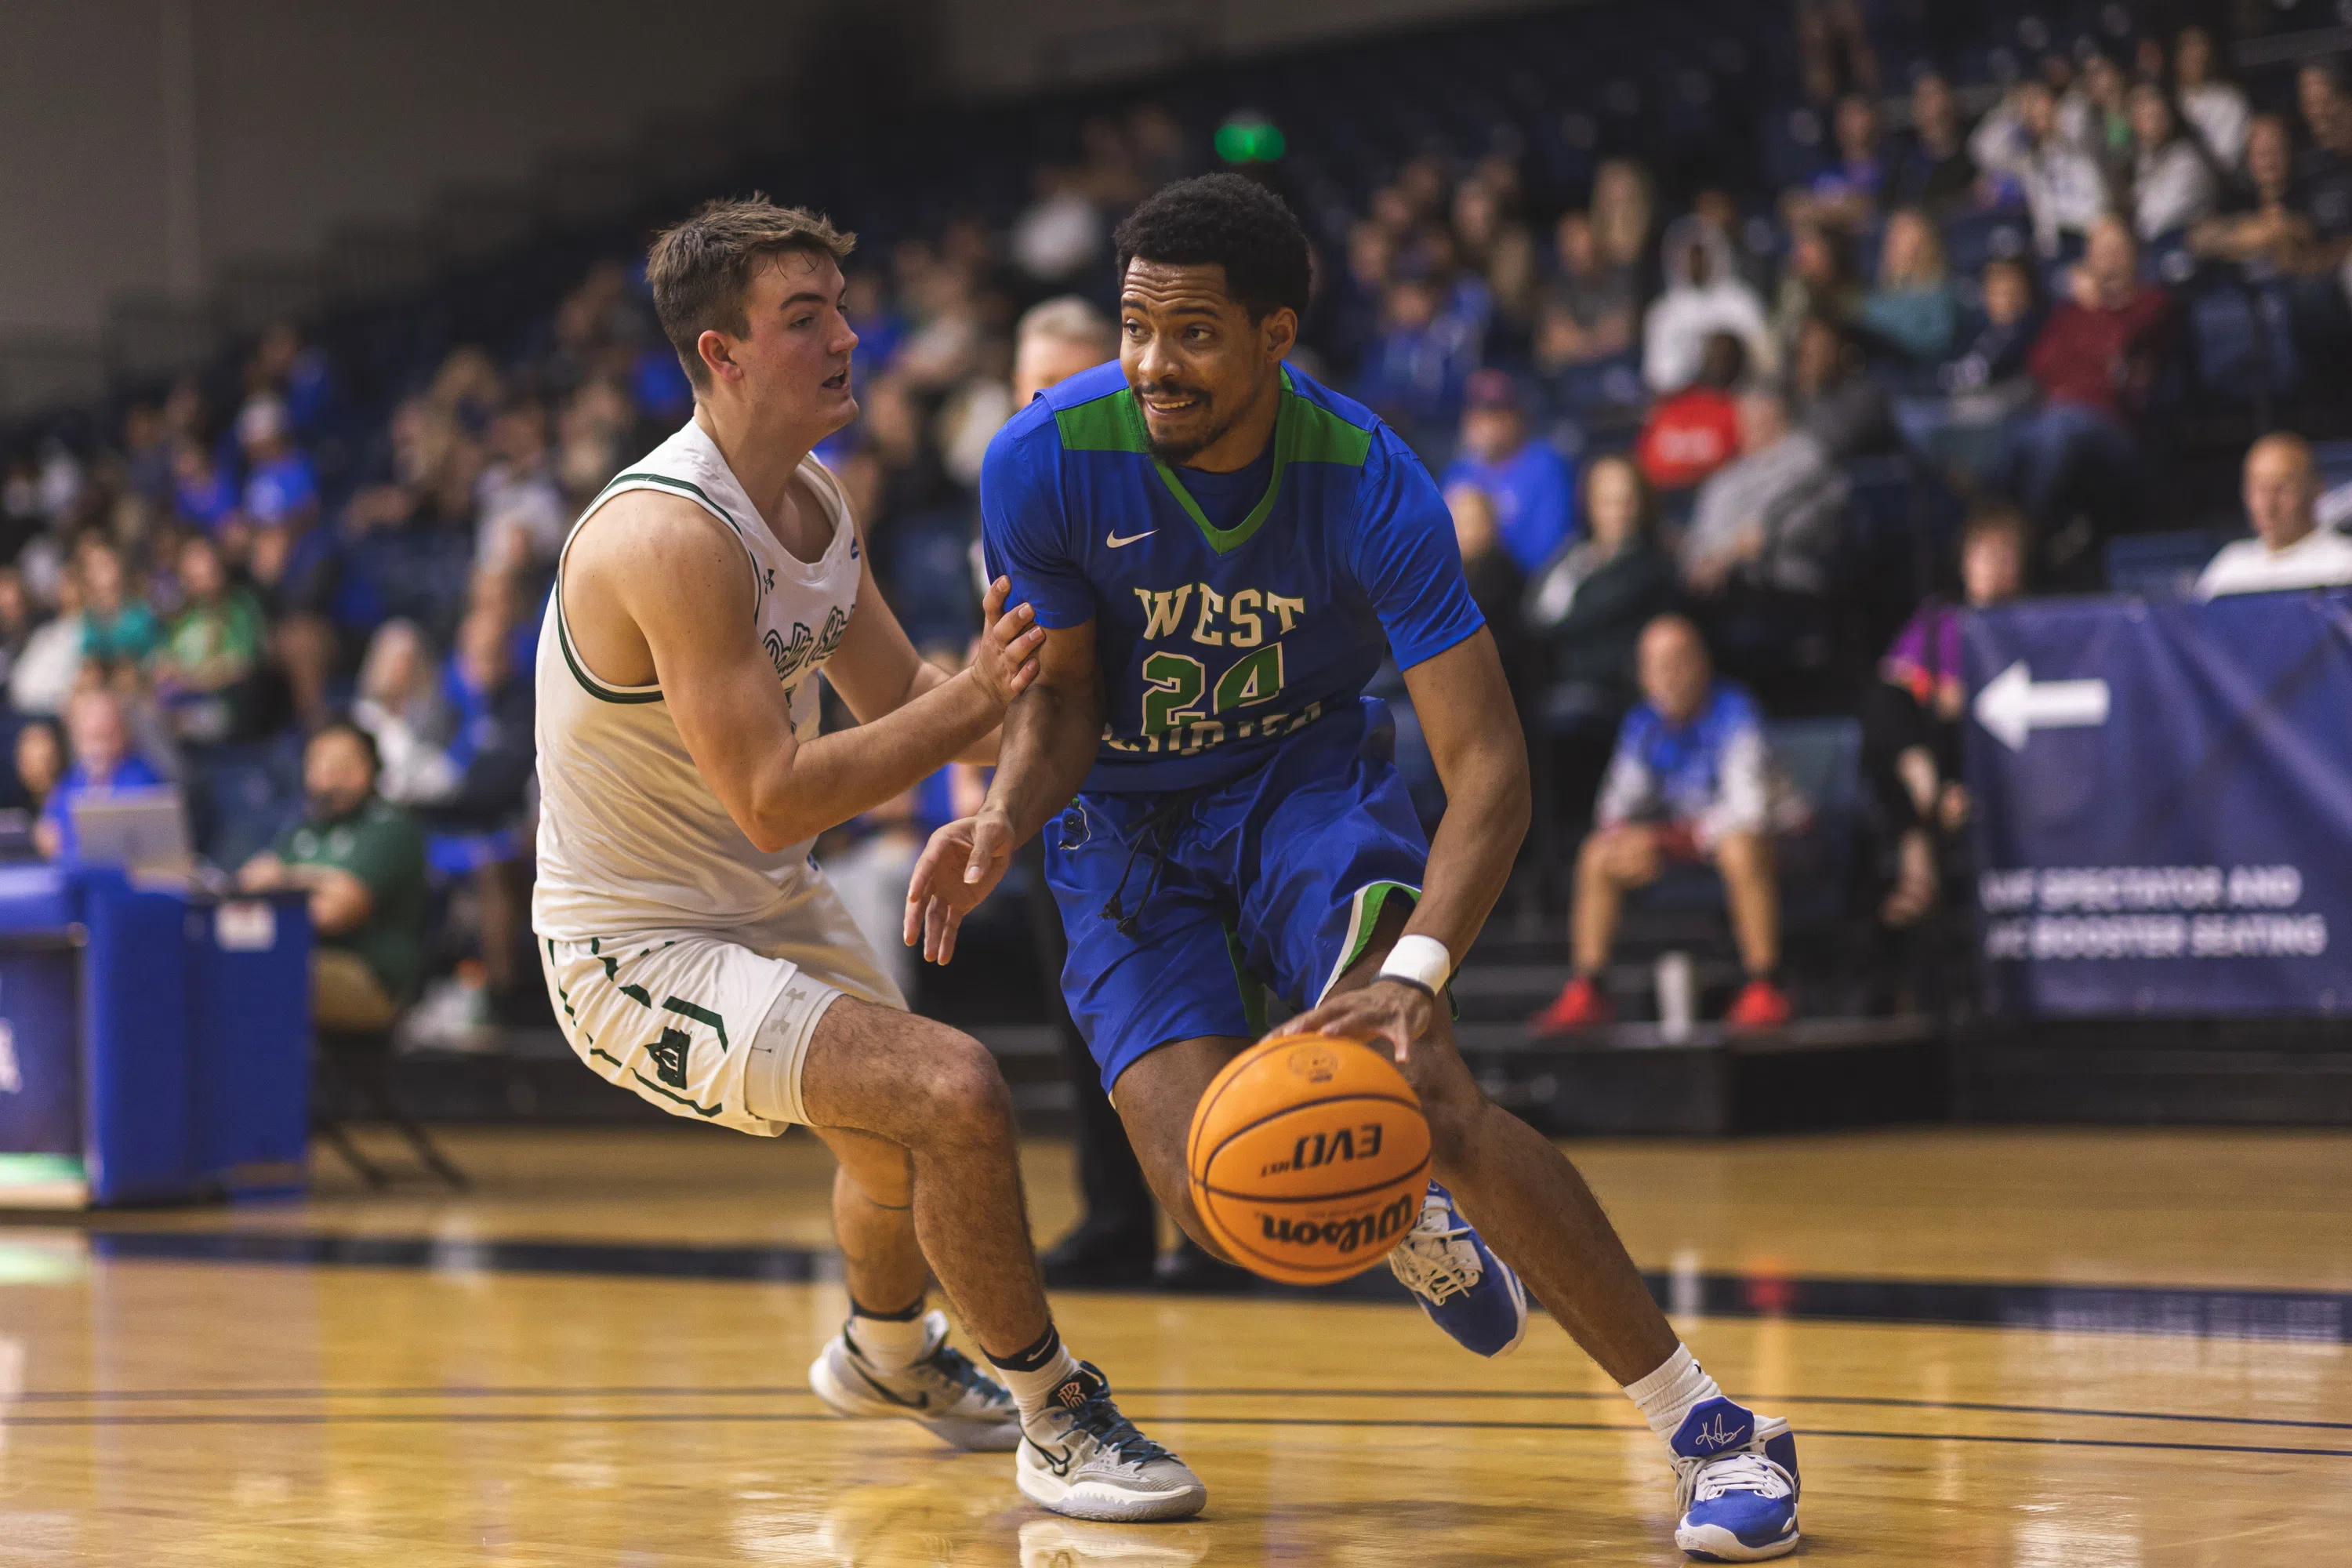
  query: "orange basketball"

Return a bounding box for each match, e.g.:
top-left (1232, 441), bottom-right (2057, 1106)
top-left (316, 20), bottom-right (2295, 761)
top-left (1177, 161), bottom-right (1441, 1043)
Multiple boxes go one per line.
top-left (1186, 1032), bottom-right (1432, 1285)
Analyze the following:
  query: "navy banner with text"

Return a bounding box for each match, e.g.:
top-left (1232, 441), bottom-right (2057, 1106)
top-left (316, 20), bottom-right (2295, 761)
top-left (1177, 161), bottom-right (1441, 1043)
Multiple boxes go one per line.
top-left (1963, 590), bottom-right (2352, 1016)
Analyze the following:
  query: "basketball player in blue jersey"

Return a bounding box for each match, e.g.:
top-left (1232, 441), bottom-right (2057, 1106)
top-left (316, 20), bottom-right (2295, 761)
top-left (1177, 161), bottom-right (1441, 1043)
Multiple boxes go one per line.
top-left (906, 176), bottom-right (1804, 1561)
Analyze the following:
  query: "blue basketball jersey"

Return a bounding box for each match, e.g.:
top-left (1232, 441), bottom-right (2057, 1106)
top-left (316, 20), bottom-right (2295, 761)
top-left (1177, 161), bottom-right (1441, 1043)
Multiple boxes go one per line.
top-left (980, 359), bottom-right (1484, 793)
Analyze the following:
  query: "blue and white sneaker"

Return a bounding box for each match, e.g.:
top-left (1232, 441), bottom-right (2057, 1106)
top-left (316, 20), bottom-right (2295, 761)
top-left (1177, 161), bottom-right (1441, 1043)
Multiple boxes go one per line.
top-left (1385, 1181), bottom-right (1528, 1357)
top-left (1669, 1396), bottom-right (1802, 1562)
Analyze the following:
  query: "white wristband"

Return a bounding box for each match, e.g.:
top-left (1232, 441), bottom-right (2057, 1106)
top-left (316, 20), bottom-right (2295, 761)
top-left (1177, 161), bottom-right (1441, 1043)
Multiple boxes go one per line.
top-left (1380, 935), bottom-right (1453, 995)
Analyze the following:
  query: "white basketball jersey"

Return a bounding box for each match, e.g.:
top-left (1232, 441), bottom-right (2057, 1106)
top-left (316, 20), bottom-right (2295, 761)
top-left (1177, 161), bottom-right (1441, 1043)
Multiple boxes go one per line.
top-left (532, 418), bottom-right (860, 940)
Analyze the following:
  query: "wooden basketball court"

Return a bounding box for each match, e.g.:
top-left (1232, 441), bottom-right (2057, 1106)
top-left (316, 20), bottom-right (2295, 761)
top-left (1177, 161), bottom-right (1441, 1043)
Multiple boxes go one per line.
top-left (3, 1126), bottom-right (2347, 1563)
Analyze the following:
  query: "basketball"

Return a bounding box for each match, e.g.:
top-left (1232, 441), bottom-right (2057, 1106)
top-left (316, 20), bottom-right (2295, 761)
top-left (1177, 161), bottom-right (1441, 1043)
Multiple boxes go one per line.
top-left (1186, 1032), bottom-right (1432, 1285)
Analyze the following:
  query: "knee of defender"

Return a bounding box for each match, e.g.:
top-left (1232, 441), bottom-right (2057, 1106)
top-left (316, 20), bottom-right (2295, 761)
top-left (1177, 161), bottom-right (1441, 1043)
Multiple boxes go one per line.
top-left (913, 1036), bottom-right (1017, 1142)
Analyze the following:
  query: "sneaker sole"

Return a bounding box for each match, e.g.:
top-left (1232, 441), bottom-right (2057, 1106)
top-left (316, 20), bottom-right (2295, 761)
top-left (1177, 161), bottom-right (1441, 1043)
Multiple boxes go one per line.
top-left (807, 1347), bottom-right (1022, 1453)
top-left (1675, 1519), bottom-right (1800, 1562)
top-left (1018, 1460), bottom-right (1207, 1523)
top-left (1492, 1262), bottom-right (1530, 1357)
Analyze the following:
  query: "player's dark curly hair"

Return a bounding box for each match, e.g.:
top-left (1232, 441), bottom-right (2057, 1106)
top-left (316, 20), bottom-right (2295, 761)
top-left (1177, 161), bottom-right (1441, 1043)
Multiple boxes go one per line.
top-left (1112, 174), bottom-right (1312, 323)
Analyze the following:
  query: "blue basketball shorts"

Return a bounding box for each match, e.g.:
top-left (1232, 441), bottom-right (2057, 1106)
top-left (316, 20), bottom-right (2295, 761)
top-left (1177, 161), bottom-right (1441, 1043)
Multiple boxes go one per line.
top-left (1044, 699), bottom-right (1428, 1097)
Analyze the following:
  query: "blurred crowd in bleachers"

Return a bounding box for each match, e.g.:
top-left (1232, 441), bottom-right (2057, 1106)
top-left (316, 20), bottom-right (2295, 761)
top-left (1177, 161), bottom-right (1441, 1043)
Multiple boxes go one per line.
top-left (5, 0), bottom-right (2352, 1036)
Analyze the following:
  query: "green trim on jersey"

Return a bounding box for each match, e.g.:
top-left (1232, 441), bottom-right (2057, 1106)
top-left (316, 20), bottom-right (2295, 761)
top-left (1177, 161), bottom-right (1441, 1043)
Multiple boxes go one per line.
top-left (1222, 925), bottom-right (1271, 1036)
top-left (555, 466), bottom-right (761, 704)
top-left (1049, 368), bottom-right (1376, 556)
top-left (1051, 389), bottom-right (1145, 455)
top-left (594, 470), bottom-right (746, 536)
top-left (555, 590), bottom-right (663, 705)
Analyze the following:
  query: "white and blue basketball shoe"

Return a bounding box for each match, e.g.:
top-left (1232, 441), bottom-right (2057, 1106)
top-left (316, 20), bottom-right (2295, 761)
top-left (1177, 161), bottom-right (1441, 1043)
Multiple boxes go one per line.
top-left (1385, 1181), bottom-right (1529, 1357)
top-left (1669, 1396), bottom-right (1802, 1561)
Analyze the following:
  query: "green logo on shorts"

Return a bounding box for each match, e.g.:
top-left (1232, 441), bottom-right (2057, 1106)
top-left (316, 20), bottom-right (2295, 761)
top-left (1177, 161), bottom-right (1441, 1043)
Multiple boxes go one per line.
top-left (647, 1027), bottom-right (691, 1089)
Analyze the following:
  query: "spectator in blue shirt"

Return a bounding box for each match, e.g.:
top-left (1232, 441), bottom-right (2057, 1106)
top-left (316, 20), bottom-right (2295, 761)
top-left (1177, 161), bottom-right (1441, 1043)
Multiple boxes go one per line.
top-left (236, 397), bottom-right (318, 532)
top-left (1440, 369), bottom-right (1578, 573)
top-left (1359, 267), bottom-right (1487, 451)
top-left (1535, 615), bottom-right (1806, 1034)
top-left (249, 322), bottom-right (335, 435)
top-left (34, 687), bottom-right (165, 861)
top-left (1788, 93), bottom-right (1889, 232)
top-left (421, 604), bottom-right (538, 1017)
top-left (172, 440), bottom-right (238, 532)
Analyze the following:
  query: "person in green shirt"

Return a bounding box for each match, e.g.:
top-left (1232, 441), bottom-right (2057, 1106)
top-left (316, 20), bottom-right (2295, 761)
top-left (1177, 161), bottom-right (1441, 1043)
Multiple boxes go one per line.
top-left (237, 721), bottom-right (429, 1031)
top-left (158, 534), bottom-right (269, 742)
top-left (159, 534), bottom-right (266, 690)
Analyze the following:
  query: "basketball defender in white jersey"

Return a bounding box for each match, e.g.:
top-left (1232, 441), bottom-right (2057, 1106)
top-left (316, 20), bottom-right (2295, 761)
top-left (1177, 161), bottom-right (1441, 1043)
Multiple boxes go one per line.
top-left (535, 197), bottom-right (1202, 1522)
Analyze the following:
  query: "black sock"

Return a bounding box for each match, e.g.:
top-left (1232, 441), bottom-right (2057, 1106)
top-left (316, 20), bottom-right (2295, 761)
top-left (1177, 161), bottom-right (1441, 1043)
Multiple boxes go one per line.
top-left (848, 1294), bottom-right (925, 1323)
top-left (985, 1321), bottom-right (1063, 1374)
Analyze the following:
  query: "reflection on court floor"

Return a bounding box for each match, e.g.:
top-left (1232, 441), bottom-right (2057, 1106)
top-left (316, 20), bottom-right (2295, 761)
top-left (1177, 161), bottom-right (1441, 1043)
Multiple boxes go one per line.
top-left (2, 1126), bottom-right (2348, 1564)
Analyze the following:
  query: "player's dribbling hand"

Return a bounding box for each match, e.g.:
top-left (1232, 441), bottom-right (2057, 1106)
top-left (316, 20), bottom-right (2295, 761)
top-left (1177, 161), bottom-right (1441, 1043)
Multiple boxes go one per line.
top-left (902, 811), bottom-right (1016, 964)
top-left (1286, 979), bottom-right (1438, 1066)
top-left (970, 576), bottom-right (1045, 707)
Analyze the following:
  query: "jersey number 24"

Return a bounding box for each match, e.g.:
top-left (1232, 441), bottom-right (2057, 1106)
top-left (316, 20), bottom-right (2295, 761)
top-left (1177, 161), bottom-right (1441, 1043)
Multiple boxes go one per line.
top-left (1140, 644), bottom-right (1286, 735)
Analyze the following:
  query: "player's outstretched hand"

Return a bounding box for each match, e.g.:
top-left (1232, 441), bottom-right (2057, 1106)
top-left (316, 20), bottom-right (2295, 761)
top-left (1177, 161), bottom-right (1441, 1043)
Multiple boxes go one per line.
top-left (902, 811), bottom-right (1017, 964)
top-left (1285, 980), bottom-right (1439, 1066)
top-left (970, 576), bottom-right (1044, 707)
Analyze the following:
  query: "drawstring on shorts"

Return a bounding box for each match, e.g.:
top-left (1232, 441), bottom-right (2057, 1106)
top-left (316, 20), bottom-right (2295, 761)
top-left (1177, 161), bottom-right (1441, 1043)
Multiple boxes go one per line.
top-left (1098, 789), bottom-right (1211, 939)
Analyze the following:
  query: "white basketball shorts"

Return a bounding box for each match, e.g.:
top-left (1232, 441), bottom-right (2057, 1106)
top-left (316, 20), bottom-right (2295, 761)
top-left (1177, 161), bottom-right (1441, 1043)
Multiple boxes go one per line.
top-left (537, 873), bottom-right (907, 1136)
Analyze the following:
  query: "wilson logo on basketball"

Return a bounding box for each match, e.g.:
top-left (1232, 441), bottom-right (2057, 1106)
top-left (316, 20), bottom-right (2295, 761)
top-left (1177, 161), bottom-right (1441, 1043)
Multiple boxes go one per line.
top-left (1259, 1121), bottom-right (1385, 1178)
top-left (1284, 1044), bottom-right (1341, 1082)
top-left (1258, 1190), bottom-right (1419, 1256)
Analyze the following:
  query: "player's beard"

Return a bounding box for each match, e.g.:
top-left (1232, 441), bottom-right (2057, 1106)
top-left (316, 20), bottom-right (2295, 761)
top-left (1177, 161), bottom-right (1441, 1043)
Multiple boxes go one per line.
top-left (1138, 373), bottom-right (1266, 466)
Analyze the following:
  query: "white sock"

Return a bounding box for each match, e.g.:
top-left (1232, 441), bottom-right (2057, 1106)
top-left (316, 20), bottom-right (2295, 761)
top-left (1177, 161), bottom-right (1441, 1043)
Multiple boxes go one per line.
top-left (846, 1307), bottom-right (932, 1375)
top-left (992, 1338), bottom-right (1084, 1426)
top-left (1623, 1343), bottom-right (1725, 1448)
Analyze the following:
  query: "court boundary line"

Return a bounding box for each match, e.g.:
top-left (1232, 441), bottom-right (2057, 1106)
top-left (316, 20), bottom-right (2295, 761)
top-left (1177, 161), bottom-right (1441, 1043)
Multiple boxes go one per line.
top-left (50, 1227), bottom-right (2352, 1344)
top-left (10, 1384), bottom-right (2350, 1435)
top-left (2, 1407), bottom-right (2348, 1459)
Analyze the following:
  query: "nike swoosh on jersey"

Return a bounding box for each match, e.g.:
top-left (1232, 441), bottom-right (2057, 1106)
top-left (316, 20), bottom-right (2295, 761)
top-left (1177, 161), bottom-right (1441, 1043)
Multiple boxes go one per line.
top-left (1105, 529), bottom-right (1156, 548)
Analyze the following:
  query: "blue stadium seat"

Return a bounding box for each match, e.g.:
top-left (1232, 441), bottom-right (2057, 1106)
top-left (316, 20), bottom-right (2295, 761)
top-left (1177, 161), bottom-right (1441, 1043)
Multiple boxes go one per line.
top-left (1941, 209), bottom-right (2030, 278)
top-left (1769, 716), bottom-right (1863, 935)
top-left (2185, 276), bottom-right (2296, 408)
top-left (2313, 440), bottom-right (2352, 495)
top-left (185, 737), bottom-right (306, 870)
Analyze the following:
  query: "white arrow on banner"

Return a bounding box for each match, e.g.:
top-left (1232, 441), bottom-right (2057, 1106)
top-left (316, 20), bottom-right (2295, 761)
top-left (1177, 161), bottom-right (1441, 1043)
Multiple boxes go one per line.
top-left (1973, 659), bottom-right (2111, 752)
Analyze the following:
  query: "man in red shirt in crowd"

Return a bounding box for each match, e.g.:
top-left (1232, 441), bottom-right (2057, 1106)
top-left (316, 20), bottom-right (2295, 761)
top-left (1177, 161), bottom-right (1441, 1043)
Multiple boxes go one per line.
top-left (1636, 332), bottom-right (1747, 493)
top-left (2007, 214), bottom-right (2172, 567)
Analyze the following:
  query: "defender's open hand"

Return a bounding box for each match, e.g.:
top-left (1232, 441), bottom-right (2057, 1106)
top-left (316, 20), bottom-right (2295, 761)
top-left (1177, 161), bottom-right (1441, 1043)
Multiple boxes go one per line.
top-left (970, 576), bottom-right (1044, 706)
